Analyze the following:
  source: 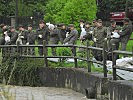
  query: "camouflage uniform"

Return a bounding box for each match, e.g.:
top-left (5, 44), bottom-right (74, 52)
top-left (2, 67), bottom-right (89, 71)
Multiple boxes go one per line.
top-left (36, 27), bottom-right (49, 56)
top-left (27, 30), bottom-right (36, 55)
top-left (93, 26), bottom-right (107, 61)
top-left (63, 28), bottom-right (78, 54)
top-left (120, 24), bottom-right (132, 51)
top-left (49, 28), bottom-right (59, 56)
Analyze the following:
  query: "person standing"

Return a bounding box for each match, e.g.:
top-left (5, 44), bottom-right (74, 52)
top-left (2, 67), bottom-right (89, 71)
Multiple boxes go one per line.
top-left (49, 24), bottom-right (59, 56)
top-left (92, 19), bottom-right (107, 61)
top-left (26, 24), bottom-right (36, 55)
top-left (119, 18), bottom-right (132, 51)
top-left (36, 20), bottom-right (49, 56)
top-left (63, 24), bottom-right (78, 54)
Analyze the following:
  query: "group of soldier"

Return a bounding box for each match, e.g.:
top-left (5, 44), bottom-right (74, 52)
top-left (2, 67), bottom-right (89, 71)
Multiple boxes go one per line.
top-left (0, 18), bottom-right (132, 61)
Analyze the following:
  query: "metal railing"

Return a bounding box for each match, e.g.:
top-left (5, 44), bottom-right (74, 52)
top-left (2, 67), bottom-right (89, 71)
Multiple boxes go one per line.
top-left (0, 40), bottom-right (133, 80)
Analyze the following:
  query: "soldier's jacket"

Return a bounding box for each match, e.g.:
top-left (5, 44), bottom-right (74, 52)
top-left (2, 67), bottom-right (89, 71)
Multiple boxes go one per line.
top-left (27, 30), bottom-right (36, 44)
top-left (59, 29), bottom-right (66, 43)
top-left (63, 29), bottom-right (78, 44)
top-left (36, 27), bottom-right (49, 44)
top-left (49, 29), bottom-right (59, 44)
top-left (20, 30), bottom-right (28, 44)
top-left (83, 27), bottom-right (92, 40)
top-left (119, 24), bottom-right (132, 43)
top-left (107, 26), bottom-right (116, 39)
top-left (93, 26), bottom-right (107, 46)
top-left (10, 31), bottom-right (18, 45)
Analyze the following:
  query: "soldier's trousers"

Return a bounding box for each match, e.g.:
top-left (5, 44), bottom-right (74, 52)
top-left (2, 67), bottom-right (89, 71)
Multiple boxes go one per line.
top-left (50, 40), bottom-right (58, 56)
top-left (121, 42), bottom-right (127, 51)
top-left (28, 47), bottom-right (35, 55)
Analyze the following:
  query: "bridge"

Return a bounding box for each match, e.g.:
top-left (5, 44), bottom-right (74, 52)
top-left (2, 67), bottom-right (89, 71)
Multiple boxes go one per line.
top-left (0, 40), bottom-right (133, 100)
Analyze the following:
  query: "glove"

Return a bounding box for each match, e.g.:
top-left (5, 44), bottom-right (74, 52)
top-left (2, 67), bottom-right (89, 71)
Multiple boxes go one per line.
top-left (80, 24), bottom-right (83, 28)
top-left (90, 31), bottom-right (93, 34)
top-left (4, 31), bottom-right (7, 35)
top-left (38, 35), bottom-right (42, 38)
top-left (26, 42), bottom-right (29, 45)
top-left (20, 36), bottom-right (24, 38)
top-left (93, 38), bottom-right (97, 42)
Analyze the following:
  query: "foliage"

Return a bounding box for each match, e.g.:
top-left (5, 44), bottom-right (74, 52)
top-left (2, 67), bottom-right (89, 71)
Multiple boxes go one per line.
top-left (0, 0), bottom-right (48, 16)
top-left (44, 0), bottom-right (97, 26)
top-left (97, 0), bottom-right (133, 20)
top-left (0, 58), bottom-right (44, 86)
top-left (56, 47), bottom-right (71, 56)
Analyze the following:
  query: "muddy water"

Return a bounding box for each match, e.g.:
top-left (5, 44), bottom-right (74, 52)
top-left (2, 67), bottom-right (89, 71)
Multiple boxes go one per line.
top-left (0, 85), bottom-right (89, 100)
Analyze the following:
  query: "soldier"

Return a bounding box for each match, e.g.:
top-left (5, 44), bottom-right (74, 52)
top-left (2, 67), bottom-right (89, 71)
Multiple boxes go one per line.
top-left (26, 24), bottom-right (36, 55)
top-left (59, 23), bottom-right (67, 44)
top-left (36, 20), bottom-right (49, 56)
top-left (49, 24), bottom-right (59, 56)
top-left (63, 24), bottom-right (78, 54)
top-left (9, 26), bottom-right (18, 45)
top-left (119, 18), bottom-right (132, 51)
top-left (107, 20), bottom-right (120, 60)
top-left (17, 25), bottom-right (28, 54)
top-left (92, 19), bottom-right (107, 61)
top-left (82, 22), bottom-right (92, 41)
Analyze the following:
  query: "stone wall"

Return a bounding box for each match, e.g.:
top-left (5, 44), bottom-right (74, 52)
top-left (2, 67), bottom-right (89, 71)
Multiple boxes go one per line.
top-left (108, 80), bottom-right (133, 100)
top-left (38, 67), bottom-right (111, 99)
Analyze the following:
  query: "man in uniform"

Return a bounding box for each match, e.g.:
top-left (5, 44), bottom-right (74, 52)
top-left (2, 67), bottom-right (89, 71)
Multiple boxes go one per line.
top-left (82, 22), bottom-right (92, 41)
top-left (49, 24), bottom-right (59, 56)
top-left (107, 20), bottom-right (120, 60)
top-left (26, 24), bottom-right (36, 55)
top-left (119, 18), bottom-right (132, 51)
top-left (59, 23), bottom-right (67, 44)
top-left (63, 24), bottom-right (78, 54)
top-left (17, 25), bottom-right (28, 54)
top-left (36, 20), bottom-right (49, 56)
top-left (92, 19), bottom-right (107, 61)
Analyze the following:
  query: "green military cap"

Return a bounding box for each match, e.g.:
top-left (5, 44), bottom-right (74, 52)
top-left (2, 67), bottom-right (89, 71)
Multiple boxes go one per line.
top-left (68, 24), bottom-right (74, 28)
top-left (79, 19), bottom-right (85, 23)
top-left (97, 19), bottom-right (102, 23)
top-left (9, 26), bottom-right (15, 29)
top-left (123, 18), bottom-right (130, 22)
top-left (60, 23), bottom-right (65, 26)
top-left (18, 24), bottom-right (24, 28)
top-left (85, 22), bottom-right (91, 25)
top-left (28, 24), bottom-right (32, 27)
top-left (39, 20), bottom-right (45, 24)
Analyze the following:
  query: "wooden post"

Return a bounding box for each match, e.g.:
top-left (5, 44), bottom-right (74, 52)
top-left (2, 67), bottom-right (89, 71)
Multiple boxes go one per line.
top-left (73, 46), bottom-right (77, 68)
top-left (87, 41), bottom-right (91, 72)
top-left (43, 40), bottom-right (48, 67)
top-left (16, 41), bottom-right (20, 57)
top-left (103, 39), bottom-right (107, 77)
top-left (112, 44), bottom-right (117, 80)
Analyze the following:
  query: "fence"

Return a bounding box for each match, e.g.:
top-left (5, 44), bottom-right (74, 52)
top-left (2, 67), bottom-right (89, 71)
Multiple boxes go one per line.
top-left (0, 40), bottom-right (133, 80)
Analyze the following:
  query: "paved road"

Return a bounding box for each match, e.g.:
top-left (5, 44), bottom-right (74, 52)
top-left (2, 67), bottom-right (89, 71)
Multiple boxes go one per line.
top-left (0, 85), bottom-right (89, 100)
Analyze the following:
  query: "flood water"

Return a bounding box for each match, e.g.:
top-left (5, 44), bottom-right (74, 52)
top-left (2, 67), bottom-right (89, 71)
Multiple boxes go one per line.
top-left (0, 85), bottom-right (88, 100)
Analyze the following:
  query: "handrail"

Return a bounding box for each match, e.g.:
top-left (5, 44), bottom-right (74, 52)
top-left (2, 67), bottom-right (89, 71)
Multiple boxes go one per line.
top-left (0, 40), bottom-right (133, 80)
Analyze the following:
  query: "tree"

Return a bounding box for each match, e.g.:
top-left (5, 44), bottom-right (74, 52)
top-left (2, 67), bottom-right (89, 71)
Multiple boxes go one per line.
top-left (44, 0), bottom-right (97, 26)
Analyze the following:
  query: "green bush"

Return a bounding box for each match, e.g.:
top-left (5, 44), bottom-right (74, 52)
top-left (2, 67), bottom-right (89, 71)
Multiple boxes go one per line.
top-left (44, 0), bottom-right (97, 27)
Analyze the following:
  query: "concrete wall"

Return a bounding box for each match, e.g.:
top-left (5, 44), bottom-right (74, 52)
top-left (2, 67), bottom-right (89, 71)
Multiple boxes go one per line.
top-left (38, 67), bottom-right (111, 99)
top-left (108, 80), bottom-right (133, 100)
